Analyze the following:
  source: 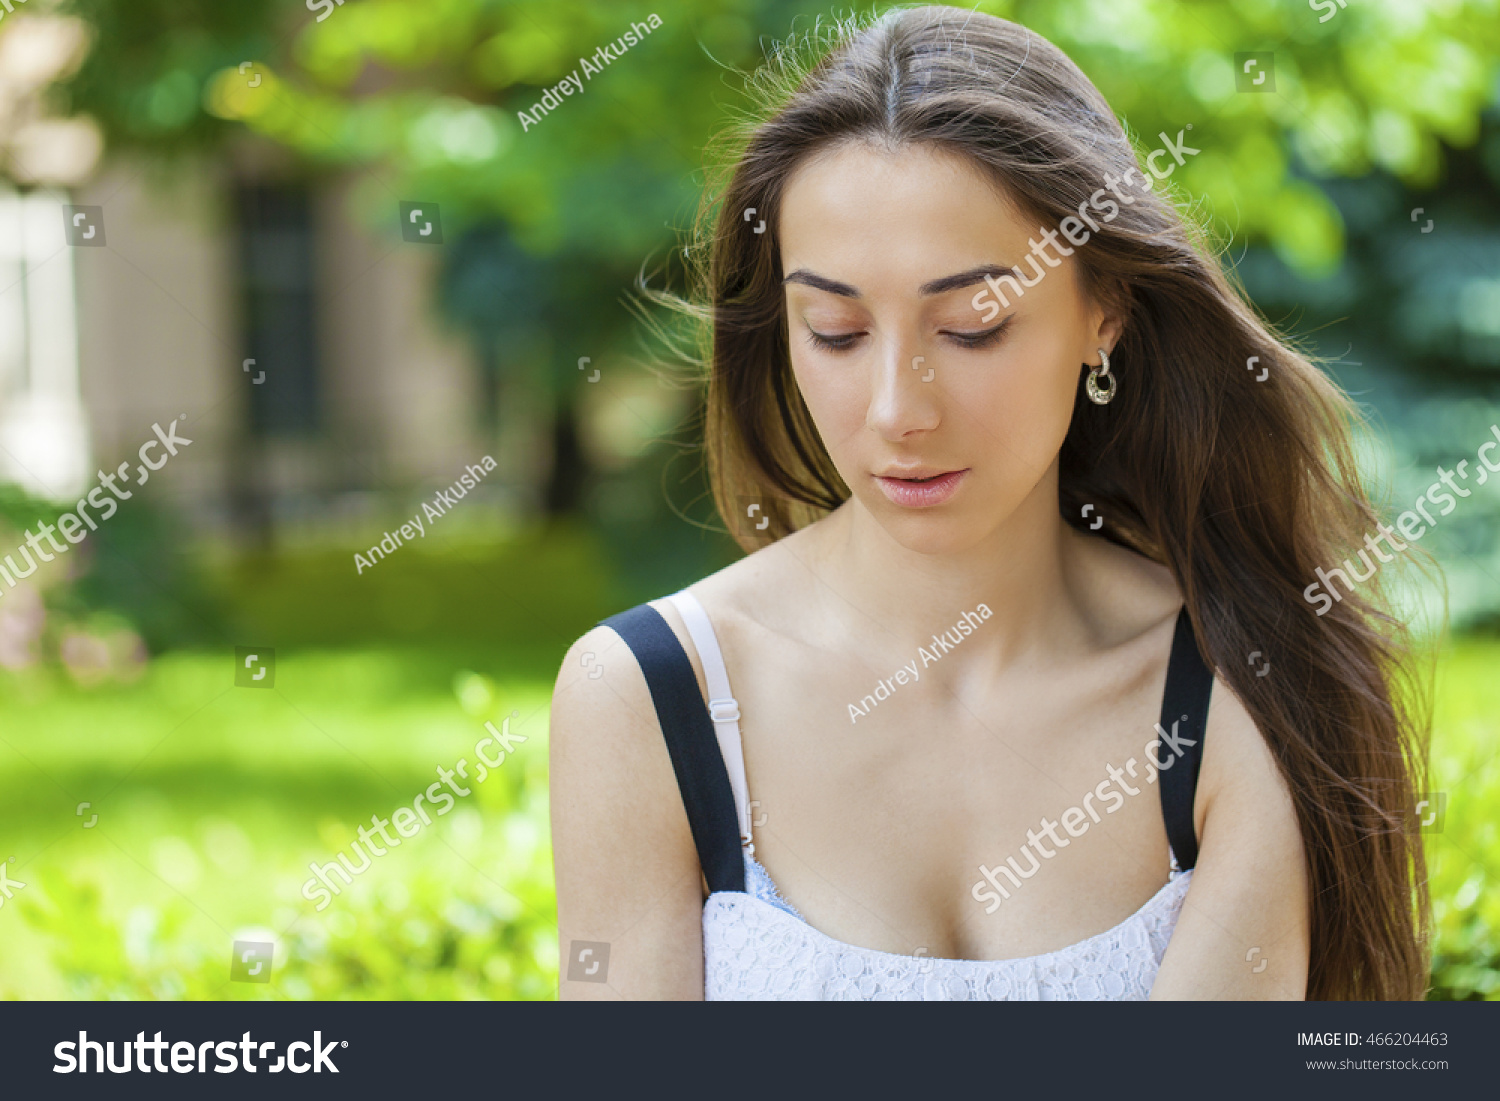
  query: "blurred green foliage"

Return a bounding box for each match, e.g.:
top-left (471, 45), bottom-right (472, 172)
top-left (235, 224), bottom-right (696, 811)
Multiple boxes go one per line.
top-left (55, 0), bottom-right (1500, 275)
top-left (45, 1), bottom-right (1500, 615)
top-left (6, 0), bottom-right (1494, 1001)
top-left (1426, 638), bottom-right (1500, 1000)
top-left (21, 859), bottom-right (557, 1000)
top-left (0, 642), bottom-right (557, 1000)
top-left (213, 521), bottom-right (621, 658)
top-left (0, 485), bottom-right (216, 677)
top-left (3, 629), bottom-right (1497, 999)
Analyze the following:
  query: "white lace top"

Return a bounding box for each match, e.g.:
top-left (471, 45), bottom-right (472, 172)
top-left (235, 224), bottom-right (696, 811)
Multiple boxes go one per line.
top-left (704, 849), bottom-right (1192, 1000)
top-left (662, 590), bottom-right (1193, 1002)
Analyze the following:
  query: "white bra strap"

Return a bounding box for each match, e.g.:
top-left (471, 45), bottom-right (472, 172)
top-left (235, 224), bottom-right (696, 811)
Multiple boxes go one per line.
top-left (665, 589), bottom-right (752, 848)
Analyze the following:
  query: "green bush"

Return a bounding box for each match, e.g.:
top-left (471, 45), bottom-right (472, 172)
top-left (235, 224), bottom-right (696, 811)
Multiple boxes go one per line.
top-left (3, 628), bottom-right (1495, 1000)
top-left (1425, 638), bottom-right (1500, 999)
top-left (0, 648), bottom-right (557, 1000)
top-left (20, 860), bottom-right (556, 1001)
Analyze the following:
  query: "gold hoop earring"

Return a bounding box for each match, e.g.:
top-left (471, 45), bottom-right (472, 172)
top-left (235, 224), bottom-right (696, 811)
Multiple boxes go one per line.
top-left (1085, 347), bottom-right (1115, 405)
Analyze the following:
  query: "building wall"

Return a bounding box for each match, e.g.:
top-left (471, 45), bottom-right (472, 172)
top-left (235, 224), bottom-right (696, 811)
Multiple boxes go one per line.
top-left (314, 174), bottom-right (483, 491)
top-left (46, 153), bottom-right (488, 532)
top-left (72, 157), bottom-right (236, 517)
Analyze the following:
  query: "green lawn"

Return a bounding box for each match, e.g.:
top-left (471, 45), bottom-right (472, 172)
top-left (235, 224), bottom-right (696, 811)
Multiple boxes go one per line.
top-left (1, 636), bottom-right (1496, 1000)
top-left (0, 647), bottom-right (557, 999)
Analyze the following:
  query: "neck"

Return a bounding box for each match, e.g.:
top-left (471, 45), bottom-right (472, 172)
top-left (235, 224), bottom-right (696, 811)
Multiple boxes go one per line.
top-left (809, 462), bottom-right (1080, 670)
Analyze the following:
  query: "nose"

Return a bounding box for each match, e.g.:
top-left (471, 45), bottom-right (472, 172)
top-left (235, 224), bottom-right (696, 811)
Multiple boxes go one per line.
top-left (867, 340), bottom-right (940, 440)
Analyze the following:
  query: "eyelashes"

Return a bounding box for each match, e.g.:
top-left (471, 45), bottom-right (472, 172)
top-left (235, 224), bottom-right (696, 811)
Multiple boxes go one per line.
top-left (946, 316), bottom-right (1013, 350)
top-left (804, 315), bottom-right (1013, 353)
top-left (805, 329), bottom-right (861, 351)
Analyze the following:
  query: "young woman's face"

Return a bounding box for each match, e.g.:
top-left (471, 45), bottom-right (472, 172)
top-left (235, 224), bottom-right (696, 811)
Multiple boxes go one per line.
top-left (779, 140), bottom-right (1118, 554)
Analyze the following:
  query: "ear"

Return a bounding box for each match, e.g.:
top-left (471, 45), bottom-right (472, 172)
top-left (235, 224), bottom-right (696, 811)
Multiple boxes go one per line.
top-left (1094, 314), bottom-right (1123, 360)
top-left (1084, 288), bottom-right (1126, 362)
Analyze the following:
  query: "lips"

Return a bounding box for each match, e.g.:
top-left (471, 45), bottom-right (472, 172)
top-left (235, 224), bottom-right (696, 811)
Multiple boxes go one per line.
top-left (874, 468), bottom-right (969, 508)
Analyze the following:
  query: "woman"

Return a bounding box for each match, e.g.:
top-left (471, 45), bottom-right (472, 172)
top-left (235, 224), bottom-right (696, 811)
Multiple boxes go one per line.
top-left (550, 5), bottom-right (1430, 1000)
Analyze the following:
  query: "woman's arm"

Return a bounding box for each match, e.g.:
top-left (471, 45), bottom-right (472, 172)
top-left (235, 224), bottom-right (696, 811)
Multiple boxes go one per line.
top-left (550, 625), bottom-right (707, 1000)
top-left (1149, 679), bottom-right (1311, 1000)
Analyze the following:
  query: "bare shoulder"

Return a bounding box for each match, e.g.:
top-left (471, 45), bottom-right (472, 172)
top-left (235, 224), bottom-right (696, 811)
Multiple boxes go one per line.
top-left (1150, 671), bottom-right (1310, 998)
top-left (549, 520), bottom-right (813, 788)
top-left (547, 534), bottom-right (815, 1000)
top-left (686, 523), bottom-right (820, 623)
top-left (549, 625), bottom-right (705, 999)
top-left (1066, 527), bottom-right (1296, 834)
top-left (1197, 673), bottom-right (1299, 847)
top-left (650, 521), bottom-right (828, 663)
top-left (551, 624), bottom-right (675, 801)
top-left (1062, 524), bottom-right (1299, 836)
top-left (1060, 528), bottom-right (1309, 997)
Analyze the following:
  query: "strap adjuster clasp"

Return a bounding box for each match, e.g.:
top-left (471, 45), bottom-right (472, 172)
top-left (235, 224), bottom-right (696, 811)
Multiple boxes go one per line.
top-left (708, 697), bottom-right (740, 723)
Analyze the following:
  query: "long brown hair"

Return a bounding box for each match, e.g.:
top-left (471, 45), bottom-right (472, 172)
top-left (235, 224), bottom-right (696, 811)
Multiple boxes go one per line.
top-left (648, 4), bottom-right (1432, 1000)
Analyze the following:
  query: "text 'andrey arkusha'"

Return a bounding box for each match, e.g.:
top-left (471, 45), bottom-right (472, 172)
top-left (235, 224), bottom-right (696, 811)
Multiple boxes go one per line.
top-left (354, 456), bottom-right (496, 575)
top-left (516, 15), bottom-right (663, 132)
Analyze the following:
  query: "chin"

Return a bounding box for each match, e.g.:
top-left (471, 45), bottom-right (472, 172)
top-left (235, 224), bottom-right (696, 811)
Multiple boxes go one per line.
top-left (862, 502), bottom-right (992, 557)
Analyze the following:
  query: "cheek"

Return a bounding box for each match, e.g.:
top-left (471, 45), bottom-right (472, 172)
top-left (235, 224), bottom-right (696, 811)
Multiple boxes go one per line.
top-left (972, 355), bottom-right (1080, 456)
top-left (959, 345), bottom-right (1079, 476)
top-left (789, 353), bottom-right (868, 458)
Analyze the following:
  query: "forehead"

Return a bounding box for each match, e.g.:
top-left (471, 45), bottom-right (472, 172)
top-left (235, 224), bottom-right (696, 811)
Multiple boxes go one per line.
top-left (778, 140), bottom-right (1039, 286)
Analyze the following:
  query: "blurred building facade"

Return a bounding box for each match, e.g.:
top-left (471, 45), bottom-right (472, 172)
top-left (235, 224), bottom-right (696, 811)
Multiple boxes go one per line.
top-left (0, 9), bottom-right (514, 541)
top-left (1, 151), bottom-right (522, 538)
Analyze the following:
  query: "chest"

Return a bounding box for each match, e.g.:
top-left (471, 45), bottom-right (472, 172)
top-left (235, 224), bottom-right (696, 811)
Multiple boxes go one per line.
top-left (723, 631), bottom-right (1177, 960)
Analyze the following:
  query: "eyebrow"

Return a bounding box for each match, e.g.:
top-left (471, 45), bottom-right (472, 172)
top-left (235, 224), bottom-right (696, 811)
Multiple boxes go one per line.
top-left (781, 264), bottom-right (1018, 299)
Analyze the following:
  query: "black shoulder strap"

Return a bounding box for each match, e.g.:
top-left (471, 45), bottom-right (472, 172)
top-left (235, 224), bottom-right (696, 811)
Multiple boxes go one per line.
top-left (598, 603), bottom-right (746, 893)
top-left (1156, 605), bottom-right (1214, 872)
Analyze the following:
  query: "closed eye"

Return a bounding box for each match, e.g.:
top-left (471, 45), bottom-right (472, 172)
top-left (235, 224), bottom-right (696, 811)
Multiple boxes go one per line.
top-left (942, 316), bottom-right (1012, 350)
top-left (805, 316), bottom-right (1013, 353)
top-left (805, 328), bottom-right (865, 351)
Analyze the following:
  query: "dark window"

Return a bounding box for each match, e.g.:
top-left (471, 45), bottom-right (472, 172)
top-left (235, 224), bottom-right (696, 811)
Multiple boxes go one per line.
top-left (236, 184), bottom-right (319, 437)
